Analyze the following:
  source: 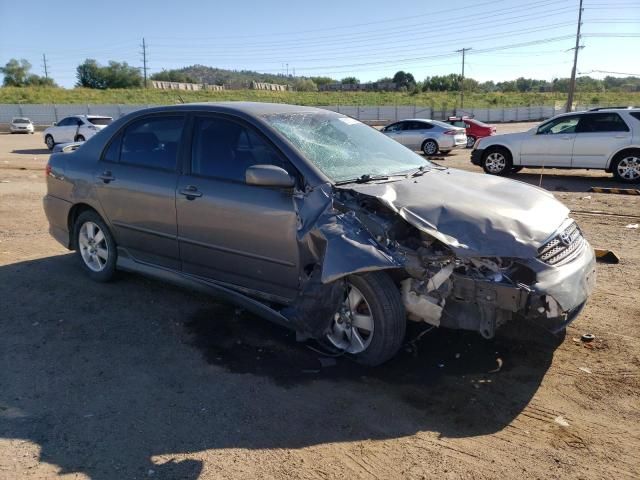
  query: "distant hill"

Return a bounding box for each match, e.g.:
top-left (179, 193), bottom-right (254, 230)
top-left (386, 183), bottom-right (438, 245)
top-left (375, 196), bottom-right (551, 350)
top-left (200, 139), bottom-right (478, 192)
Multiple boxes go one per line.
top-left (152, 65), bottom-right (301, 88)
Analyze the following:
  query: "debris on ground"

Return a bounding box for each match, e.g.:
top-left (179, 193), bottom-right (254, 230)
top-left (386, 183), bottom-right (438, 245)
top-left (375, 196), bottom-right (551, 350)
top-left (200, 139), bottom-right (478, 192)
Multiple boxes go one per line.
top-left (626, 224), bottom-right (639, 229)
top-left (578, 367), bottom-right (592, 374)
top-left (581, 333), bottom-right (595, 343)
top-left (488, 357), bottom-right (503, 373)
top-left (594, 248), bottom-right (620, 264)
top-left (554, 416), bottom-right (570, 427)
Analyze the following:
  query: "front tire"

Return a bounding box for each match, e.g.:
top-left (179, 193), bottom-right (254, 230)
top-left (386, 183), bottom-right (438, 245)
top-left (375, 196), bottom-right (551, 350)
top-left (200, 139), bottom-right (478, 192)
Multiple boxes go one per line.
top-left (45, 135), bottom-right (55, 150)
top-left (422, 139), bottom-right (439, 156)
top-left (482, 147), bottom-right (513, 176)
top-left (611, 150), bottom-right (640, 183)
top-left (325, 272), bottom-right (406, 366)
top-left (73, 211), bottom-right (117, 282)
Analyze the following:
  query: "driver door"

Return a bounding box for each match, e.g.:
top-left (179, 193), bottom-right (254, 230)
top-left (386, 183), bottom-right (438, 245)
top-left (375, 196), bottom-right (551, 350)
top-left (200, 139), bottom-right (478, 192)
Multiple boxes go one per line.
top-left (176, 115), bottom-right (300, 301)
top-left (520, 115), bottom-right (580, 166)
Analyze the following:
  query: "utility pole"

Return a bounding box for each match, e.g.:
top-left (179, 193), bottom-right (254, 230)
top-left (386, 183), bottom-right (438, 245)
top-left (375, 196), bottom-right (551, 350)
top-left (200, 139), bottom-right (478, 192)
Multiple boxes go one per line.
top-left (456, 47), bottom-right (471, 110)
top-left (42, 53), bottom-right (49, 79)
top-left (566, 0), bottom-right (584, 112)
top-left (141, 38), bottom-right (148, 88)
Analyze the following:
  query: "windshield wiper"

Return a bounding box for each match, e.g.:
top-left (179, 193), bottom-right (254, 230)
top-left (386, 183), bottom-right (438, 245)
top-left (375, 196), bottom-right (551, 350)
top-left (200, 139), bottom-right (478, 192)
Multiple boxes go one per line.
top-left (335, 173), bottom-right (403, 185)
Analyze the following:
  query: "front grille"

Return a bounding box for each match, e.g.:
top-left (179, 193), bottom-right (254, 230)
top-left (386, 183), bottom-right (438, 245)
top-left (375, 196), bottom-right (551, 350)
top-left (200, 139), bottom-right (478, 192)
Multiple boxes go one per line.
top-left (538, 221), bottom-right (585, 265)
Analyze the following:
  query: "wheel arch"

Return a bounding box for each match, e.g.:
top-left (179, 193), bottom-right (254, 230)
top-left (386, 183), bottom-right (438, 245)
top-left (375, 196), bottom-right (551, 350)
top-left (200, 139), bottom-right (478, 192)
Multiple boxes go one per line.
top-left (606, 145), bottom-right (640, 170)
top-left (67, 203), bottom-right (104, 249)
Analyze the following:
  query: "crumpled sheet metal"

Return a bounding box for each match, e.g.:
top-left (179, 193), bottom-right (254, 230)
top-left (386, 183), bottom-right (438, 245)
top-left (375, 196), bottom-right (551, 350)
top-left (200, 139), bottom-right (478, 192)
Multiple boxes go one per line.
top-left (346, 168), bottom-right (570, 258)
top-left (294, 183), bottom-right (401, 284)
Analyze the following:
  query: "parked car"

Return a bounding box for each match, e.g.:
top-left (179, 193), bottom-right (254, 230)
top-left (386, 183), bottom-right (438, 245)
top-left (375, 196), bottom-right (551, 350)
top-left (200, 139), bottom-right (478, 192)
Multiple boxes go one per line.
top-left (43, 115), bottom-right (113, 150)
top-left (43, 103), bottom-right (596, 366)
top-left (10, 117), bottom-right (35, 134)
top-left (446, 116), bottom-right (496, 148)
top-left (471, 108), bottom-right (640, 182)
top-left (381, 119), bottom-right (467, 155)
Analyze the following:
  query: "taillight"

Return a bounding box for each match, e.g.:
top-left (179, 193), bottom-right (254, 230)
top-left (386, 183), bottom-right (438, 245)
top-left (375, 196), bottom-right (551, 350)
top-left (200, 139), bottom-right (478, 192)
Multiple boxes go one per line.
top-left (45, 164), bottom-right (52, 177)
top-left (443, 130), bottom-right (457, 135)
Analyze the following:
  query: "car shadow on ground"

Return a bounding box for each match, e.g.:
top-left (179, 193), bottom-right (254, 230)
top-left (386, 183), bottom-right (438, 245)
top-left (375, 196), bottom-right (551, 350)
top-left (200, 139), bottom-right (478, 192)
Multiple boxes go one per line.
top-left (0, 254), bottom-right (558, 480)
top-left (10, 148), bottom-right (50, 155)
top-left (504, 171), bottom-right (629, 193)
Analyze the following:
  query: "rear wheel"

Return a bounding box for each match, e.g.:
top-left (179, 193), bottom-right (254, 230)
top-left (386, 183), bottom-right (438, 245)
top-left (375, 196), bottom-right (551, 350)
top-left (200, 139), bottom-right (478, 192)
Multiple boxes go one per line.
top-left (466, 135), bottom-right (476, 148)
top-left (74, 211), bottom-right (117, 282)
top-left (325, 272), bottom-right (406, 366)
top-left (611, 150), bottom-right (640, 183)
top-left (422, 139), bottom-right (439, 156)
top-left (482, 147), bottom-right (513, 176)
top-left (74, 134), bottom-right (86, 142)
top-left (45, 135), bottom-right (55, 150)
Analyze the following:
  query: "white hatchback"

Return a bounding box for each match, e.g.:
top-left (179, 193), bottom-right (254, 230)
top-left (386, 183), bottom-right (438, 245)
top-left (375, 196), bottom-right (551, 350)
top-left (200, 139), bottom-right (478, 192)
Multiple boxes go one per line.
top-left (43, 115), bottom-right (112, 150)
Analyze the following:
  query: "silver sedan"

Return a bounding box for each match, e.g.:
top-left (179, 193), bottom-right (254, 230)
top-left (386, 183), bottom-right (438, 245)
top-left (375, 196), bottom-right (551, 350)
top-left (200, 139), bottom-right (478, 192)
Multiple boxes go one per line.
top-left (382, 119), bottom-right (467, 155)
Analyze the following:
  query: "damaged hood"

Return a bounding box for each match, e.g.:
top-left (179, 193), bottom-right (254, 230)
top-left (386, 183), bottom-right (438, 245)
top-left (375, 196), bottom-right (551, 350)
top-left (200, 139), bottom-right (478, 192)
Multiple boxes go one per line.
top-left (344, 168), bottom-right (569, 258)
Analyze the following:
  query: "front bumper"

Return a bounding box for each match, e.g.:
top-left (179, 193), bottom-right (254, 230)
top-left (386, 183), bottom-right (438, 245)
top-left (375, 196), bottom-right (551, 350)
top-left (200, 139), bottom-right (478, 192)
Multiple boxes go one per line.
top-left (471, 148), bottom-right (484, 166)
top-left (526, 243), bottom-right (597, 332)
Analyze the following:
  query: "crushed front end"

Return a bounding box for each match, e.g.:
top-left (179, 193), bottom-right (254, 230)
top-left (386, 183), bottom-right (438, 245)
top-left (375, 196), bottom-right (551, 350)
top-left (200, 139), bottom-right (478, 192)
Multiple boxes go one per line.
top-left (334, 188), bottom-right (596, 339)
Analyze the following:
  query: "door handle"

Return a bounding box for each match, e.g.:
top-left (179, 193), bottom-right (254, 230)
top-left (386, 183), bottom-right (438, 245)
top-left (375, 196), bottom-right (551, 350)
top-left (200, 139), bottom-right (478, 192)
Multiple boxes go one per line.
top-left (179, 185), bottom-right (202, 199)
top-left (561, 136), bottom-right (572, 140)
top-left (97, 171), bottom-right (115, 183)
top-left (615, 135), bottom-right (627, 138)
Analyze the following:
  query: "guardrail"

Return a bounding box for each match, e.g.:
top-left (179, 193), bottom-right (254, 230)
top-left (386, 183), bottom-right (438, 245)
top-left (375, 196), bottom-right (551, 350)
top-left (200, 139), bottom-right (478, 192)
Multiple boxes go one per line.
top-left (0, 103), bottom-right (610, 126)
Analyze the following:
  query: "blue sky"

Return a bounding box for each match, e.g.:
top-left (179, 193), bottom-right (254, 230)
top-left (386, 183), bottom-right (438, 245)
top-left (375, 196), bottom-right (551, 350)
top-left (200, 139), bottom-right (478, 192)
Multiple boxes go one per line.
top-left (1, 0), bottom-right (638, 88)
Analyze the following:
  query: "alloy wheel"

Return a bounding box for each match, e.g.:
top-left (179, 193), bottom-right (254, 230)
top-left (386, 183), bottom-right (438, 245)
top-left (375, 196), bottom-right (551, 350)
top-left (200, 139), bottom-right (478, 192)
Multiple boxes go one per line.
top-left (424, 141), bottom-right (437, 155)
top-left (326, 284), bottom-right (374, 354)
top-left (78, 221), bottom-right (109, 272)
top-left (617, 156), bottom-right (640, 181)
top-left (485, 152), bottom-right (506, 173)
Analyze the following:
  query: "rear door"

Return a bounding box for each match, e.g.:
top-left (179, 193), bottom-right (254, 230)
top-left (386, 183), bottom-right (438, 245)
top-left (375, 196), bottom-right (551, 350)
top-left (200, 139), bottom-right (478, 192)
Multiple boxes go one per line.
top-left (176, 114), bottom-right (300, 300)
top-left (520, 115), bottom-right (580, 166)
top-left (571, 113), bottom-right (632, 168)
top-left (404, 121), bottom-right (433, 149)
top-left (93, 114), bottom-right (185, 269)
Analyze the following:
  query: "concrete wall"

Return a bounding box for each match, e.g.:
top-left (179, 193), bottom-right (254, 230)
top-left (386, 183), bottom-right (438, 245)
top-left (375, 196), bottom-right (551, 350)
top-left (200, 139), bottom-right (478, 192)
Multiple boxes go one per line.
top-left (0, 103), bottom-right (606, 126)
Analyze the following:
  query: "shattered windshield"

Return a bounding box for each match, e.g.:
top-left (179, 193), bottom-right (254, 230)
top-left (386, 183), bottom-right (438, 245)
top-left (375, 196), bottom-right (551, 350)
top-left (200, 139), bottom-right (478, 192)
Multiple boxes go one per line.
top-left (264, 112), bottom-right (432, 182)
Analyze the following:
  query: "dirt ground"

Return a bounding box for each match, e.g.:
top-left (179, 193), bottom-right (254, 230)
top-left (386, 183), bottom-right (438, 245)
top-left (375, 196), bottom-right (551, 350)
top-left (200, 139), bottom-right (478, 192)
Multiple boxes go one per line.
top-left (0, 123), bottom-right (639, 480)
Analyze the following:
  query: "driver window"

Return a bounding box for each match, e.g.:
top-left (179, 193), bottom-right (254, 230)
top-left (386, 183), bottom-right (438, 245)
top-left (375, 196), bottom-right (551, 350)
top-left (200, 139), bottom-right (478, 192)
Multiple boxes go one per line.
top-left (537, 116), bottom-right (579, 135)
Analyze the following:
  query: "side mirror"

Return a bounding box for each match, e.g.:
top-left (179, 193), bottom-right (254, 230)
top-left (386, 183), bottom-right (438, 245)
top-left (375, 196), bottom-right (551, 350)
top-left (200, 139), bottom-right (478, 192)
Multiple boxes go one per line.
top-left (245, 164), bottom-right (295, 188)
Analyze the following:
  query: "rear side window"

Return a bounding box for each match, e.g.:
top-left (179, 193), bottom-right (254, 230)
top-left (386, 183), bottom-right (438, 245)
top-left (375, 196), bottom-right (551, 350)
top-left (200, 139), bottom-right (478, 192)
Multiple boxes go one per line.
top-left (191, 116), bottom-right (287, 182)
top-left (120, 116), bottom-right (185, 170)
top-left (88, 117), bottom-right (112, 126)
top-left (577, 113), bottom-right (629, 133)
top-left (407, 121), bottom-right (432, 130)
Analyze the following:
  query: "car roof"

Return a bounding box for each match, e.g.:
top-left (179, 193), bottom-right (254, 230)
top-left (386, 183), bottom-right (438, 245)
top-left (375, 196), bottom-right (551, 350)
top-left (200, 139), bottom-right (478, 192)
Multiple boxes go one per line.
top-left (128, 102), bottom-right (328, 117)
top-left (11, 117), bottom-right (31, 121)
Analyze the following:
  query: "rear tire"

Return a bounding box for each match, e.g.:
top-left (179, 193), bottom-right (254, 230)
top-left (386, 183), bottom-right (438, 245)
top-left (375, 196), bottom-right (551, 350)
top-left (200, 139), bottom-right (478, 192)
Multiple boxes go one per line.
top-left (75, 134), bottom-right (85, 142)
top-left (45, 135), bottom-right (54, 150)
top-left (73, 211), bottom-right (117, 282)
top-left (466, 135), bottom-right (476, 148)
top-left (325, 272), bottom-right (406, 366)
top-left (611, 149), bottom-right (640, 183)
top-left (422, 139), bottom-right (439, 156)
top-left (482, 147), bottom-right (513, 176)
top-left (441, 150), bottom-right (452, 155)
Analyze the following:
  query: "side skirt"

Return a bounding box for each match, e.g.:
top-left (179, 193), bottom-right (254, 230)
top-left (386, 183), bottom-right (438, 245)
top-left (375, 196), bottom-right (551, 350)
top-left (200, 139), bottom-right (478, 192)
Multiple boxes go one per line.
top-left (116, 249), bottom-right (292, 330)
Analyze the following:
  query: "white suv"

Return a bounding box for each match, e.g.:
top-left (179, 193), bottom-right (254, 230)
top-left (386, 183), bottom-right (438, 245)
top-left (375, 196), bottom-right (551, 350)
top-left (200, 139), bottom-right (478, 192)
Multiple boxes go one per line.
top-left (43, 115), bottom-right (112, 150)
top-left (471, 108), bottom-right (640, 183)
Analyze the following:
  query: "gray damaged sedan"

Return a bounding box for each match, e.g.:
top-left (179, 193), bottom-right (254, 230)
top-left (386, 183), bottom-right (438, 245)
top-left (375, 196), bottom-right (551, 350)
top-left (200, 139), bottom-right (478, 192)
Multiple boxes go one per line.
top-left (44, 103), bottom-right (596, 365)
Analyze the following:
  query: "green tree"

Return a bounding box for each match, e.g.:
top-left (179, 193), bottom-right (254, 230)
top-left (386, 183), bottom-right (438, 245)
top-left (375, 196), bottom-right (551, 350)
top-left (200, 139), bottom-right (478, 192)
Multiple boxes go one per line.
top-left (1, 58), bottom-right (56, 87)
top-left (150, 69), bottom-right (197, 83)
top-left (292, 78), bottom-right (318, 91)
top-left (309, 76), bottom-right (335, 86)
top-left (76, 59), bottom-right (142, 89)
top-left (392, 70), bottom-right (416, 89)
top-left (341, 76), bottom-right (360, 84)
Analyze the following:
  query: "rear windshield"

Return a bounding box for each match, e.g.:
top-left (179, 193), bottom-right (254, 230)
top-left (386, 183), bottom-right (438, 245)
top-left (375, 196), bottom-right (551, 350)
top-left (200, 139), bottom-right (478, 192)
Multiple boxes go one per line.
top-left (88, 117), bottom-right (112, 126)
top-left (471, 119), bottom-right (491, 127)
top-left (430, 119), bottom-right (459, 129)
top-left (13, 118), bottom-right (30, 124)
top-left (630, 112), bottom-right (640, 122)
